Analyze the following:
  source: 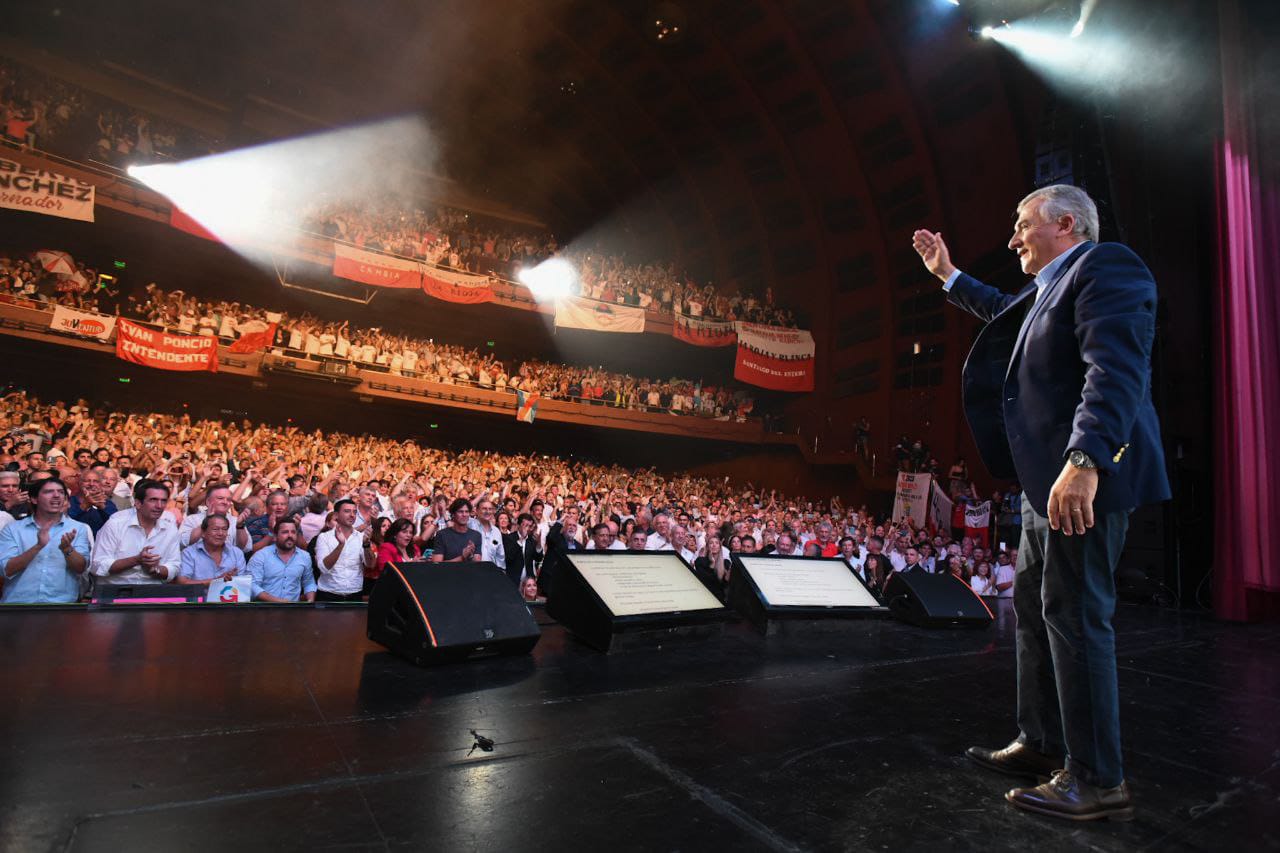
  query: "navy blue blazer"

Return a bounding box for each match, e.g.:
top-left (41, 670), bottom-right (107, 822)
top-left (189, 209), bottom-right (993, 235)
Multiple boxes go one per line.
top-left (947, 241), bottom-right (1171, 515)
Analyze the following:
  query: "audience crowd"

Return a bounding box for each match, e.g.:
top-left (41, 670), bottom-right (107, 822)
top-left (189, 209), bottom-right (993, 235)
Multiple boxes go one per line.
top-left (1, 57), bottom-right (220, 168)
top-left (1, 248), bottom-right (756, 419)
top-left (0, 391), bottom-right (1020, 606)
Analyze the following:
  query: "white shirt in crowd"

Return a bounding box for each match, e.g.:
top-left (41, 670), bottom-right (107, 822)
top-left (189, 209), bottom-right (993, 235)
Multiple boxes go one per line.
top-left (178, 510), bottom-right (242, 549)
top-left (888, 550), bottom-right (907, 573)
top-left (645, 532), bottom-right (673, 551)
top-left (313, 529), bottom-right (367, 595)
top-left (90, 508), bottom-right (183, 583)
top-left (0, 510), bottom-right (12, 534)
top-left (971, 575), bottom-right (994, 596)
top-left (994, 563), bottom-right (1016, 598)
top-left (678, 546), bottom-right (697, 565)
top-left (468, 519), bottom-right (506, 569)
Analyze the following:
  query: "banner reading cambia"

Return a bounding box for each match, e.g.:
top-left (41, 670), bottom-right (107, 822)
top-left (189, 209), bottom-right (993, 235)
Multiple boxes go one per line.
top-left (0, 157), bottom-right (95, 222)
top-left (331, 243), bottom-right (422, 288)
top-left (115, 320), bottom-right (218, 372)
top-left (733, 322), bottom-right (815, 392)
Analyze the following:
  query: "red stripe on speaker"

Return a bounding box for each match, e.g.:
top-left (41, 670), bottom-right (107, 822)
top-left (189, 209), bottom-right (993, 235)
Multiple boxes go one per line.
top-left (388, 562), bottom-right (438, 647)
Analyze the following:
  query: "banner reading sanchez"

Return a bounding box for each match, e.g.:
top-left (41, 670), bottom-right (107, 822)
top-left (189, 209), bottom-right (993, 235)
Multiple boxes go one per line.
top-left (733, 322), bottom-right (815, 392)
top-left (115, 320), bottom-right (218, 372)
top-left (0, 157), bottom-right (95, 222)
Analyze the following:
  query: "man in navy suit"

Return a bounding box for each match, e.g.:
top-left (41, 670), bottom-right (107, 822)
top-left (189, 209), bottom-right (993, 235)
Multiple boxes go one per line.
top-left (913, 184), bottom-right (1170, 822)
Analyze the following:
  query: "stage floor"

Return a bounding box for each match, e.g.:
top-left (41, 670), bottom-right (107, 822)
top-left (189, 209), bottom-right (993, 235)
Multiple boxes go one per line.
top-left (3, 601), bottom-right (1278, 852)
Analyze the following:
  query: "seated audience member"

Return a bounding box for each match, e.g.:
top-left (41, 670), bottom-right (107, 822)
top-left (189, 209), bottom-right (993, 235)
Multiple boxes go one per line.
top-left (645, 512), bottom-right (674, 551)
top-left (627, 529), bottom-right (649, 552)
top-left (245, 489), bottom-right (291, 554)
top-left (469, 498), bottom-right (506, 570)
top-left (838, 536), bottom-right (865, 576)
top-left (0, 471), bottom-right (32, 520)
top-left (863, 553), bottom-right (892, 594)
top-left (0, 478), bottom-right (92, 604)
top-left (314, 498), bottom-right (374, 601)
top-left (91, 479), bottom-right (182, 584)
top-left (177, 514), bottom-right (247, 586)
top-left (992, 553), bottom-right (1015, 599)
top-left (502, 512), bottom-right (542, 585)
top-left (545, 514), bottom-right (583, 553)
top-left (971, 560), bottom-right (995, 597)
top-left (298, 492), bottom-right (330, 545)
top-left (68, 465), bottom-right (116, 534)
top-left (802, 540), bottom-right (823, 558)
top-left (672, 525), bottom-right (698, 564)
top-left (774, 533), bottom-right (799, 557)
top-left (431, 498), bottom-right (483, 562)
top-left (520, 575), bottom-right (540, 602)
top-left (692, 532), bottom-right (729, 599)
top-left (370, 518), bottom-right (420, 596)
top-left (247, 519), bottom-right (316, 603)
top-left (179, 484), bottom-right (249, 551)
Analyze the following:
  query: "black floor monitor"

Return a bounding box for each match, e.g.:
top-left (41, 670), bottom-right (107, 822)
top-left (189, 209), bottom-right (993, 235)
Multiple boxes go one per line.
top-left (367, 561), bottom-right (541, 665)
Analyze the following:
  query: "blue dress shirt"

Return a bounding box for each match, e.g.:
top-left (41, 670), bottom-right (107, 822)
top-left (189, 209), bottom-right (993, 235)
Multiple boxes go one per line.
top-left (0, 514), bottom-right (93, 604)
top-left (247, 546), bottom-right (316, 601)
top-left (179, 539), bottom-right (248, 582)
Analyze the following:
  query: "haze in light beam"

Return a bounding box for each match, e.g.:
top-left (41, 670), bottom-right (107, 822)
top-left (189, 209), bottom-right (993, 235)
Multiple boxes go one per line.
top-left (128, 116), bottom-right (438, 265)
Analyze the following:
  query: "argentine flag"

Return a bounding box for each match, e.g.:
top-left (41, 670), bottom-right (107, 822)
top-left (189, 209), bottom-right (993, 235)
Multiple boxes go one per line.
top-left (516, 390), bottom-right (540, 423)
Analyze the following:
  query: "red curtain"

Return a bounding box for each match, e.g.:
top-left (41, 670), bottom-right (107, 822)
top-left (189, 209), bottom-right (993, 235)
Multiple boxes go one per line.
top-left (1212, 1), bottom-right (1280, 620)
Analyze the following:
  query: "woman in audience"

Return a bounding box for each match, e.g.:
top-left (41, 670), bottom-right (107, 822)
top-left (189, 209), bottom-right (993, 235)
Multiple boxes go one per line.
top-left (970, 561), bottom-right (995, 596)
top-left (693, 532), bottom-right (728, 600)
top-left (369, 518), bottom-right (420, 598)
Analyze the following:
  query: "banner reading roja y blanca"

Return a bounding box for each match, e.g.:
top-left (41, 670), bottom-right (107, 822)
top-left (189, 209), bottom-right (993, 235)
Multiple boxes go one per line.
top-left (115, 319), bottom-right (218, 372)
top-left (733, 322), bottom-right (816, 392)
top-left (0, 157), bottom-right (95, 223)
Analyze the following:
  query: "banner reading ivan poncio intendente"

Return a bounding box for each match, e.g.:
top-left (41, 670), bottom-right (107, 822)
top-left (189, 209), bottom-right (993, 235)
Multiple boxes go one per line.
top-left (0, 157), bottom-right (95, 222)
top-left (733, 322), bottom-right (815, 392)
top-left (115, 320), bottom-right (218, 372)
top-left (673, 313), bottom-right (736, 347)
top-left (331, 243), bottom-right (422, 288)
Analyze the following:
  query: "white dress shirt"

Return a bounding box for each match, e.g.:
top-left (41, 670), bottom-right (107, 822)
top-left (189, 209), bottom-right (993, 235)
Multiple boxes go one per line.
top-left (91, 508), bottom-right (182, 583)
top-left (468, 519), bottom-right (506, 569)
top-left (645, 532), bottom-right (673, 551)
top-left (313, 528), bottom-right (368, 595)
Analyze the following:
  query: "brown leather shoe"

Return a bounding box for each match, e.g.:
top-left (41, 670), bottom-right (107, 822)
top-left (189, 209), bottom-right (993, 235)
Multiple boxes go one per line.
top-left (1006, 770), bottom-right (1134, 822)
top-left (966, 741), bottom-right (1062, 780)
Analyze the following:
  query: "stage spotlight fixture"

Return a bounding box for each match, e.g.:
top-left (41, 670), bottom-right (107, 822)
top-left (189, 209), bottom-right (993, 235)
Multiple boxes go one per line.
top-left (517, 257), bottom-right (578, 302)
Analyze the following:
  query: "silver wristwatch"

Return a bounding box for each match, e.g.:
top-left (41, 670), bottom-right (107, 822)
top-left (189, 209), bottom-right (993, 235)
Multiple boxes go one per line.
top-left (1068, 449), bottom-right (1097, 469)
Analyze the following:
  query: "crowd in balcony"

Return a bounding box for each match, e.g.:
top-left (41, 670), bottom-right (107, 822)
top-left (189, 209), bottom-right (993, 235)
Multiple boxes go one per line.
top-left (1, 247), bottom-right (756, 419)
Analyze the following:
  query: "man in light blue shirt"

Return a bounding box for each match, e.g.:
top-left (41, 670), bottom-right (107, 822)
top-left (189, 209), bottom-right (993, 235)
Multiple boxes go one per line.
top-left (178, 514), bottom-right (247, 586)
top-left (246, 518), bottom-right (316, 603)
top-left (0, 477), bottom-right (92, 604)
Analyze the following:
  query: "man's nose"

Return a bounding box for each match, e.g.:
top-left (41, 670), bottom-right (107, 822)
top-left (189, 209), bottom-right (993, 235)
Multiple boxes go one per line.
top-left (1008, 233), bottom-right (1021, 251)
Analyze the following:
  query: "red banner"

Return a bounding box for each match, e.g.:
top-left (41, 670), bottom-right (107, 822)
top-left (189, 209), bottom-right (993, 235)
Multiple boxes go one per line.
top-left (115, 319), bottom-right (218, 372)
top-left (169, 206), bottom-right (220, 242)
top-left (332, 243), bottom-right (421, 288)
top-left (422, 268), bottom-right (494, 304)
top-left (673, 313), bottom-right (736, 347)
top-left (228, 323), bottom-right (277, 354)
top-left (734, 346), bottom-right (814, 392)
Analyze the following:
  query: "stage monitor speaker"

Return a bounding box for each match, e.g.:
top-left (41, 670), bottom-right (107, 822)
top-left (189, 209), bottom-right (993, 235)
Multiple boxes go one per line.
top-left (883, 570), bottom-right (993, 629)
top-left (367, 561), bottom-right (540, 665)
top-left (546, 551), bottom-right (730, 652)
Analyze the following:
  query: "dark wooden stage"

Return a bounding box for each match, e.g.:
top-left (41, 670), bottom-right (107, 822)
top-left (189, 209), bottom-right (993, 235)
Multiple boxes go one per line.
top-left (3, 601), bottom-right (1278, 852)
